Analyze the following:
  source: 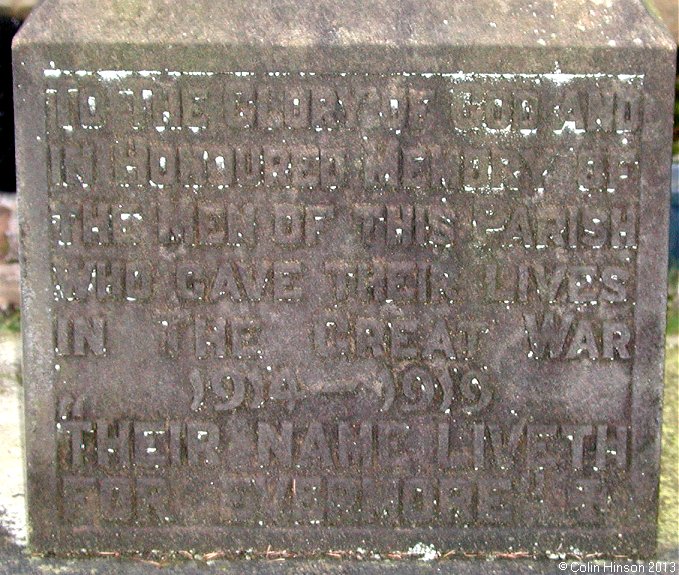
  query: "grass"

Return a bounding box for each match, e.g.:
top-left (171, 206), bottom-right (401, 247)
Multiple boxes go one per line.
top-left (659, 268), bottom-right (679, 555)
top-left (669, 268), bottom-right (679, 337)
top-left (0, 310), bottom-right (20, 334)
top-left (667, 312), bottom-right (679, 337)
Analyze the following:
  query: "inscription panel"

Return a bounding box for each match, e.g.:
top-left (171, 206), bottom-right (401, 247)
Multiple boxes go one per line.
top-left (22, 65), bottom-right (666, 554)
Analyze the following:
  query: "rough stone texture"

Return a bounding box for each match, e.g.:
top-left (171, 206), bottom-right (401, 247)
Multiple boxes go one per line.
top-left (13, 0), bottom-right (677, 557)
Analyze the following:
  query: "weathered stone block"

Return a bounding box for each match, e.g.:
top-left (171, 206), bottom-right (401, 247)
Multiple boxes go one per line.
top-left (13, 0), bottom-right (676, 556)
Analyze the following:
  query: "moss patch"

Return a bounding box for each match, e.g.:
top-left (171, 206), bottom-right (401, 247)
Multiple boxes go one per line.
top-left (0, 311), bottom-right (20, 335)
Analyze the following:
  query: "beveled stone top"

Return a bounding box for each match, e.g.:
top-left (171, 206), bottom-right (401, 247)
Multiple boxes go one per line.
top-left (14, 0), bottom-right (676, 49)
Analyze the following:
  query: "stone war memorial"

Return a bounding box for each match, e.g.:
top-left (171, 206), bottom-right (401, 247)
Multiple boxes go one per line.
top-left (12, 0), bottom-right (677, 559)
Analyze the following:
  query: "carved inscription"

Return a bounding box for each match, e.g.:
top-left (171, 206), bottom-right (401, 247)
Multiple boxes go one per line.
top-left (45, 70), bottom-right (643, 534)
